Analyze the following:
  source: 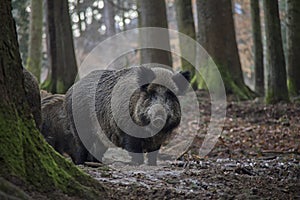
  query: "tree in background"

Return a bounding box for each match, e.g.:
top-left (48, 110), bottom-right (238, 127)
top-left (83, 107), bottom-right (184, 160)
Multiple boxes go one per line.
top-left (26, 0), bottom-right (43, 82)
top-left (175, 0), bottom-right (199, 89)
top-left (12, 0), bottom-right (30, 65)
top-left (0, 0), bottom-right (107, 198)
top-left (138, 0), bottom-right (172, 67)
top-left (44, 0), bottom-right (78, 94)
top-left (250, 0), bottom-right (264, 96)
top-left (103, 0), bottom-right (116, 37)
top-left (263, 0), bottom-right (289, 103)
top-left (286, 0), bottom-right (300, 96)
top-left (196, 0), bottom-right (255, 100)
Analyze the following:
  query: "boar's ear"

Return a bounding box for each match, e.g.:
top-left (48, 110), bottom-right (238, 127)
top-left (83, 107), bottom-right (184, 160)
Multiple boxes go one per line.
top-left (172, 71), bottom-right (191, 96)
top-left (137, 66), bottom-right (156, 88)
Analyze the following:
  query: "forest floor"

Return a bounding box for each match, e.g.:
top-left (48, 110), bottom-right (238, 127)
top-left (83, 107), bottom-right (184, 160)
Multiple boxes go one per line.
top-left (80, 90), bottom-right (300, 199)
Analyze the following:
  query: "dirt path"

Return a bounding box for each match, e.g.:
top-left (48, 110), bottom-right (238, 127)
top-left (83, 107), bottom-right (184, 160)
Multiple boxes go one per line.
top-left (83, 156), bottom-right (299, 199)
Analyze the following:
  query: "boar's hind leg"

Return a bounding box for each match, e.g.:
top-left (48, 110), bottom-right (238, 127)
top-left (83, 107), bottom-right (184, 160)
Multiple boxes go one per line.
top-left (123, 135), bottom-right (144, 165)
top-left (69, 139), bottom-right (89, 165)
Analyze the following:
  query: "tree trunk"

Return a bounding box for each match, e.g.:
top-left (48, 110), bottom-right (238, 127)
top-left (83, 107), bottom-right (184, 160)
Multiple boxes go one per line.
top-left (44, 0), bottom-right (78, 94)
top-left (103, 0), bottom-right (116, 37)
top-left (286, 0), bottom-right (300, 96)
top-left (60, 0), bottom-right (78, 91)
top-left (139, 0), bottom-right (173, 67)
top-left (0, 0), bottom-right (107, 198)
top-left (26, 0), bottom-right (43, 82)
top-left (175, 0), bottom-right (198, 88)
top-left (196, 0), bottom-right (255, 100)
top-left (250, 0), bottom-right (264, 96)
top-left (263, 0), bottom-right (289, 103)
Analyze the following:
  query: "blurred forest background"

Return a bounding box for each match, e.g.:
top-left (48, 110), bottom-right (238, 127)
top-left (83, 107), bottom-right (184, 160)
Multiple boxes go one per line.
top-left (12, 0), bottom-right (300, 102)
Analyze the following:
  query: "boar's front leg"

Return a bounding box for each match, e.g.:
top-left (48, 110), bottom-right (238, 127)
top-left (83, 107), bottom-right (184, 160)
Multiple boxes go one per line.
top-left (147, 149), bottom-right (159, 166)
top-left (123, 134), bottom-right (144, 165)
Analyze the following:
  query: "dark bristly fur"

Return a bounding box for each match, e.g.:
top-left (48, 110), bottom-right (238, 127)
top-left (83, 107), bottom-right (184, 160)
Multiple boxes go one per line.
top-left (65, 66), bottom-right (190, 165)
top-left (23, 68), bottom-right (42, 130)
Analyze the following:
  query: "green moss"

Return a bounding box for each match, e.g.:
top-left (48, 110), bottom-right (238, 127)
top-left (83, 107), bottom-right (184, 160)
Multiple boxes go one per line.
top-left (265, 88), bottom-right (289, 104)
top-left (288, 78), bottom-right (297, 97)
top-left (0, 105), bottom-right (107, 199)
top-left (41, 79), bottom-right (67, 94)
top-left (0, 178), bottom-right (30, 200)
top-left (199, 59), bottom-right (255, 100)
top-left (56, 79), bottom-right (66, 94)
top-left (222, 66), bottom-right (256, 100)
top-left (0, 107), bottom-right (26, 177)
top-left (21, 122), bottom-right (106, 199)
top-left (265, 89), bottom-right (274, 104)
top-left (40, 78), bottom-right (52, 91)
top-left (26, 57), bottom-right (40, 83)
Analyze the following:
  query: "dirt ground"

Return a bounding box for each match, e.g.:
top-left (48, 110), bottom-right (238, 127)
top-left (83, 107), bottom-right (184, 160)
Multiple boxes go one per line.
top-left (14, 91), bottom-right (300, 199)
top-left (80, 91), bottom-right (300, 199)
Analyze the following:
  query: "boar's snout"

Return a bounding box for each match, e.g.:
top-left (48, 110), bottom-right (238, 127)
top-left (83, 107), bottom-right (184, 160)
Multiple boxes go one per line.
top-left (152, 116), bottom-right (165, 129)
top-left (149, 104), bottom-right (167, 129)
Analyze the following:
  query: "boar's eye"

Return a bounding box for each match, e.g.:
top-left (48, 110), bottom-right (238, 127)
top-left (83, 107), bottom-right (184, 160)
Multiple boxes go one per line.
top-left (140, 84), bottom-right (149, 91)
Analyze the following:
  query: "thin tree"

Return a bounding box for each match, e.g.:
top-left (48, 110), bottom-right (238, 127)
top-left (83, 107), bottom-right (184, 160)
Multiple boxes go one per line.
top-left (0, 0), bottom-right (107, 198)
top-left (250, 0), bottom-right (264, 96)
top-left (138, 0), bottom-right (173, 67)
top-left (263, 0), bottom-right (289, 103)
top-left (175, 0), bottom-right (198, 88)
top-left (44, 0), bottom-right (78, 94)
top-left (286, 0), bottom-right (300, 96)
top-left (26, 0), bottom-right (43, 82)
top-left (196, 0), bottom-right (255, 100)
top-left (103, 0), bottom-right (116, 37)
top-left (12, 0), bottom-right (30, 66)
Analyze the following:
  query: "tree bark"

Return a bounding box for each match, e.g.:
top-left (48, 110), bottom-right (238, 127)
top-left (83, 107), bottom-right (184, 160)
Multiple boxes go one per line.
top-left (139, 0), bottom-right (173, 67)
top-left (0, 0), bottom-right (107, 198)
top-left (103, 0), bottom-right (116, 36)
top-left (175, 0), bottom-right (198, 88)
top-left (263, 0), bottom-right (289, 103)
top-left (286, 0), bottom-right (300, 96)
top-left (26, 0), bottom-right (43, 82)
top-left (196, 0), bottom-right (255, 100)
top-left (44, 0), bottom-right (78, 94)
top-left (250, 0), bottom-right (264, 96)
top-left (60, 0), bottom-right (78, 91)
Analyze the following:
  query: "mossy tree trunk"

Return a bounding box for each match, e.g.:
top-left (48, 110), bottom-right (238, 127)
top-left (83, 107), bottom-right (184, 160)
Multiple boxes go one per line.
top-left (0, 0), bottom-right (107, 198)
top-left (139, 0), bottom-right (173, 67)
top-left (250, 0), bottom-right (264, 96)
top-left (175, 0), bottom-right (199, 89)
top-left (44, 0), bottom-right (78, 94)
top-left (26, 0), bottom-right (43, 82)
top-left (286, 0), bottom-right (300, 97)
top-left (263, 0), bottom-right (289, 103)
top-left (196, 0), bottom-right (255, 100)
